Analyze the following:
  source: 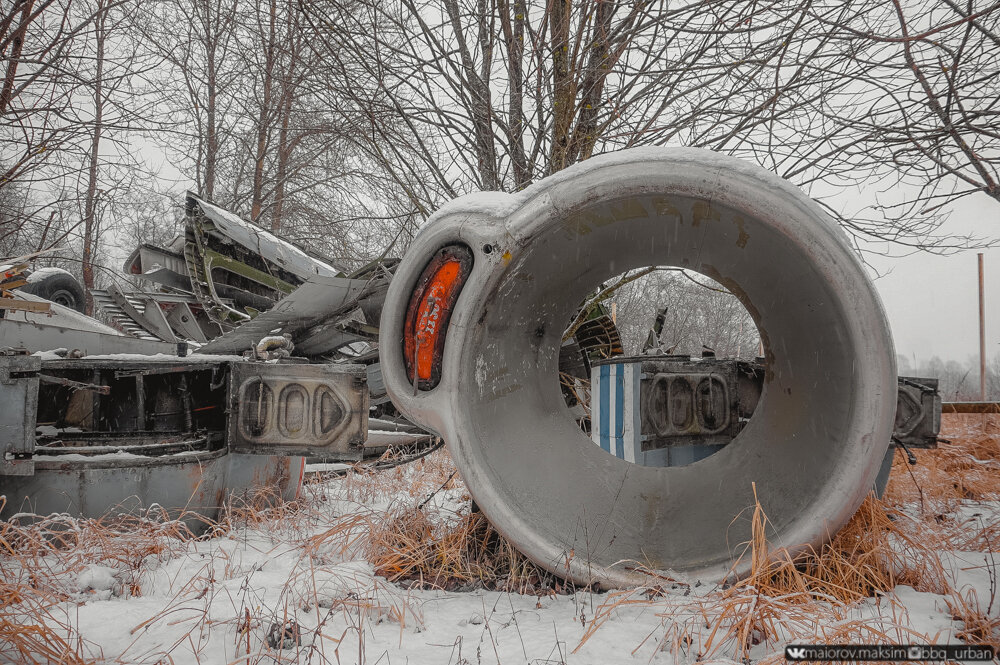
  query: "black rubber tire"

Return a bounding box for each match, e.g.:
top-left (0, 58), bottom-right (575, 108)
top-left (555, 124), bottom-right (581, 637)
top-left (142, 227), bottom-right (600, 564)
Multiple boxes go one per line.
top-left (21, 270), bottom-right (86, 313)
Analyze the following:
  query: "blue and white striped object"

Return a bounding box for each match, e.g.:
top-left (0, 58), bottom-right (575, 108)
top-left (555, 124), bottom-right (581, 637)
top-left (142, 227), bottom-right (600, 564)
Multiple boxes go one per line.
top-left (590, 361), bottom-right (642, 463)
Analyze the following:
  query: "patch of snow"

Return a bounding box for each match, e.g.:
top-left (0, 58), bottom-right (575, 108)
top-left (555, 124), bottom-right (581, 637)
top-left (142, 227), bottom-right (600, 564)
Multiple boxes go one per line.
top-left (367, 429), bottom-right (429, 439)
top-left (34, 451), bottom-right (151, 461)
top-left (12, 291), bottom-right (123, 335)
top-left (78, 564), bottom-right (117, 592)
top-left (7, 431), bottom-right (999, 665)
top-left (304, 462), bottom-right (353, 474)
top-left (25, 266), bottom-right (75, 283)
top-left (419, 191), bottom-right (518, 228)
top-left (35, 351), bottom-right (244, 363)
top-left (33, 349), bottom-right (72, 360)
top-left (35, 425), bottom-right (83, 435)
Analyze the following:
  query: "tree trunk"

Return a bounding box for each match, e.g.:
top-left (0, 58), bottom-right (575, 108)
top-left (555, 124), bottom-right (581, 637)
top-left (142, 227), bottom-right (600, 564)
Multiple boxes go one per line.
top-left (0, 0), bottom-right (35, 114)
top-left (443, 0), bottom-right (498, 190)
top-left (204, 2), bottom-right (218, 199)
top-left (499, 0), bottom-right (529, 188)
top-left (548, 0), bottom-right (575, 174)
top-left (251, 0), bottom-right (278, 222)
top-left (272, 3), bottom-right (300, 233)
top-left (82, 0), bottom-right (107, 315)
top-left (566, 0), bottom-right (614, 165)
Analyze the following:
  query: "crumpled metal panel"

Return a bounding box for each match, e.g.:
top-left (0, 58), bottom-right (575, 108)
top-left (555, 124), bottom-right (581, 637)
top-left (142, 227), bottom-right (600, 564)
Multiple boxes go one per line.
top-left (197, 274), bottom-right (370, 355)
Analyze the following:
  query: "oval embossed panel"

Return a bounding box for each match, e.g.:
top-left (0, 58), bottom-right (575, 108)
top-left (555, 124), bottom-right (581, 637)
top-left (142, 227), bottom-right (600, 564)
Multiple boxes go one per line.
top-left (277, 384), bottom-right (309, 439)
top-left (239, 379), bottom-right (273, 438)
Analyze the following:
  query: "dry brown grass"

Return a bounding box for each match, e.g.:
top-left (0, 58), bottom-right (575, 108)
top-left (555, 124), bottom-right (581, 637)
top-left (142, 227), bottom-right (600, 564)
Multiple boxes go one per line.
top-left (0, 610), bottom-right (96, 665)
top-left (886, 415), bottom-right (1000, 513)
top-left (0, 485), bottom-right (323, 663)
top-left (331, 445), bottom-right (460, 506)
top-left (365, 417), bottom-right (998, 607)
top-left (884, 414), bottom-right (1000, 564)
top-left (365, 506), bottom-right (559, 593)
top-left (723, 482), bottom-right (946, 604)
top-left (574, 442), bottom-right (999, 660)
top-left (948, 587), bottom-right (1000, 650)
top-left (0, 497), bottom-right (208, 663)
top-left (737, 494), bottom-right (949, 603)
top-left (311, 448), bottom-right (563, 594)
top-left (689, 485), bottom-right (955, 660)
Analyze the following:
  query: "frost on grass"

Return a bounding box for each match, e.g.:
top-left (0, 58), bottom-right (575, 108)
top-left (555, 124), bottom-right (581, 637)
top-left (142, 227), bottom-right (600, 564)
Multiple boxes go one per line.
top-left (2, 415), bottom-right (999, 664)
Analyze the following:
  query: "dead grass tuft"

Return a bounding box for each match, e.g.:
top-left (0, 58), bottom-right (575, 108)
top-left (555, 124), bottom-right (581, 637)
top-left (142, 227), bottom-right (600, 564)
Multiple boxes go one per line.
top-left (366, 506), bottom-right (559, 594)
top-left (732, 488), bottom-right (945, 605)
top-left (211, 484), bottom-right (306, 537)
top-left (0, 612), bottom-right (97, 665)
top-left (885, 414), bottom-right (1000, 557)
top-left (948, 588), bottom-right (1000, 650)
top-left (4, 417), bottom-right (1000, 662)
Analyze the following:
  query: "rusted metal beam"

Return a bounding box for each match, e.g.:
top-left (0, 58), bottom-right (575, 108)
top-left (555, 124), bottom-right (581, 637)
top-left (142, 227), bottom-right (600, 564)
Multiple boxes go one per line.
top-left (114, 364), bottom-right (204, 378)
top-left (942, 401), bottom-right (1000, 414)
top-left (38, 373), bottom-right (111, 394)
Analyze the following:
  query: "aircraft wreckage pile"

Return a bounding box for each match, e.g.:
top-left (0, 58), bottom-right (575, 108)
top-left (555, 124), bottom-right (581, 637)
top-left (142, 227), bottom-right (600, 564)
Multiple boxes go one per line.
top-left (1, 148), bottom-right (945, 586)
top-left (0, 193), bottom-right (426, 527)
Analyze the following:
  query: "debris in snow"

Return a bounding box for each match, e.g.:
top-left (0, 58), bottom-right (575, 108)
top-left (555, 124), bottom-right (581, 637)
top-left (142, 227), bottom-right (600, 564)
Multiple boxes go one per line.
top-left (2, 416), bottom-right (998, 664)
top-left (304, 462), bottom-right (353, 474)
top-left (265, 620), bottom-right (301, 649)
top-left (32, 348), bottom-right (85, 360)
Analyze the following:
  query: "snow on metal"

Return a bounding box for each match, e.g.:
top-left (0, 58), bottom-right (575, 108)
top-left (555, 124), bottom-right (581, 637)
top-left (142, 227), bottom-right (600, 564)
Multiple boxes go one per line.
top-left (190, 194), bottom-right (346, 280)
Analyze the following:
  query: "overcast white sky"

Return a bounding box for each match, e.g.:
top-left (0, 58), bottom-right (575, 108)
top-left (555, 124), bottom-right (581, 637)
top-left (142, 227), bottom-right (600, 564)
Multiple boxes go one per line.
top-left (864, 193), bottom-right (1000, 367)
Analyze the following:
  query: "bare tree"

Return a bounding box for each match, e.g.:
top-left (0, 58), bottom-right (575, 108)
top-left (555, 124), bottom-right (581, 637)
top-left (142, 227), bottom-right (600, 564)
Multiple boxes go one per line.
top-left (139, 0), bottom-right (241, 201)
top-left (814, 0), bottom-right (999, 222)
top-left (301, 0), bottom-right (1000, 253)
top-left (1, 0), bottom-right (96, 256)
top-left (2, 0), bottom-right (161, 307)
top-left (613, 268), bottom-right (761, 359)
top-left (79, 0), bottom-right (108, 310)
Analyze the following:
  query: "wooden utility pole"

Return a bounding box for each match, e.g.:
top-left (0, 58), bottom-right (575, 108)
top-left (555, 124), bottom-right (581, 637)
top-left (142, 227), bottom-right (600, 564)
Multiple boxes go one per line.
top-left (979, 253), bottom-right (986, 400)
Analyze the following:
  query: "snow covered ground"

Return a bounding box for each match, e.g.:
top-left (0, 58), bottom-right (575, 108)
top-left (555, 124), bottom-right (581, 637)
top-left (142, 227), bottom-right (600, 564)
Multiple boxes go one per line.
top-left (2, 417), bottom-right (998, 664)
